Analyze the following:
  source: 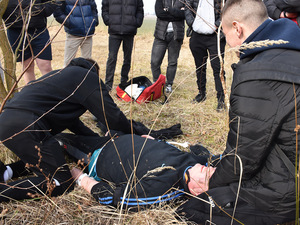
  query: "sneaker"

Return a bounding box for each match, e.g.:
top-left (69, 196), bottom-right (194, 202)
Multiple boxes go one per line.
top-left (193, 93), bottom-right (206, 103)
top-left (165, 84), bottom-right (172, 93)
top-left (216, 101), bottom-right (226, 112)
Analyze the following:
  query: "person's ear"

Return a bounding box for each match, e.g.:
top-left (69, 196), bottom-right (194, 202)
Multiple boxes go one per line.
top-left (232, 21), bottom-right (243, 38)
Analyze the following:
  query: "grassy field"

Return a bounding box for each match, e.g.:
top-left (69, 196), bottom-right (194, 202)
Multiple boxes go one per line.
top-left (0, 17), bottom-right (239, 224)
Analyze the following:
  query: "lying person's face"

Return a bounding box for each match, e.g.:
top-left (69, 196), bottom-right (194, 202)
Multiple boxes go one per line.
top-left (187, 163), bottom-right (216, 196)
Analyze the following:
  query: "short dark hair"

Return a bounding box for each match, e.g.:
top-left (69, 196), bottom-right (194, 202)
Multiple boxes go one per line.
top-left (222, 0), bottom-right (268, 27)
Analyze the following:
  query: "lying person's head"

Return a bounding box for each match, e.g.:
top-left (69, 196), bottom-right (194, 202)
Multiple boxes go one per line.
top-left (186, 163), bottom-right (216, 196)
top-left (221, 0), bottom-right (269, 48)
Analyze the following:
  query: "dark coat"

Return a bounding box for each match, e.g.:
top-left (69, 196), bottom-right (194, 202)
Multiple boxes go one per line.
top-left (154, 0), bottom-right (185, 41)
top-left (101, 0), bottom-right (144, 35)
top-left (209, 19), bottom-right (300, 218)
top-left (3, 0), bottom-right (56, 29)
top-left (54, 0), bottom-right (99, 36)
top-left (4, 58), bottom-right (132, 136)
top-left (90, 134), bottom-right (200, 208)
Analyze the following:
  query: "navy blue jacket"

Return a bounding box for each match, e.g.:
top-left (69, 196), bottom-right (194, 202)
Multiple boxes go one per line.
top-left (101, 0), bottom-right (144, 35)
top-left (54, 0), bottom-right (99, 36)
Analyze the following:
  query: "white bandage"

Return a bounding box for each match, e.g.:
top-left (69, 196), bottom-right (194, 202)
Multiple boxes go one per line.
top-left (76, 173), bottom-right (89, 187)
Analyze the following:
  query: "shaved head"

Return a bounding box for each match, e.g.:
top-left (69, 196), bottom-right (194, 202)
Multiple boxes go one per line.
top-left (221, 0), bottom-right (269, 48)
top-left (222, 0), bottom-right (268, 31)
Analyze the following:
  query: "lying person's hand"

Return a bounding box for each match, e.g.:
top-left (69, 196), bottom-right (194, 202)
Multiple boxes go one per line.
top-left (71, 167), bottom-right (83, 180)
top-left (71, 167), bottom-right (99, 193)
top-left (141, 135), bottom-right (155, 140)
top-left (187, 164), bottom-right (216, 196)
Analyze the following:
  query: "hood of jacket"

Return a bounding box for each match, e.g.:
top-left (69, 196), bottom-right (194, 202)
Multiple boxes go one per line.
top-left (67, 57), bottom-right (98, 74)
top-left (241, 18), bottom-right (300, 59)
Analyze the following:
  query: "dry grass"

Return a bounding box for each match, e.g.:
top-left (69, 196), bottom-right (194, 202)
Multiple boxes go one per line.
top-left (0, 17), bottom-right (239, 224)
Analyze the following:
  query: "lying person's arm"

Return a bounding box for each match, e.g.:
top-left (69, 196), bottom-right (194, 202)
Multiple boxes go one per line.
top-left (71, 168), bottom-right (98, 193)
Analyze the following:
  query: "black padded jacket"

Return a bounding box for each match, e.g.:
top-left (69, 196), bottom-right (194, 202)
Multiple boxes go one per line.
top-left (210, 19), bottom-right (300, 217)
top-left (153, 0), bottom-right (185, 41)
top-left (101, 0), bottom-right (144, 35)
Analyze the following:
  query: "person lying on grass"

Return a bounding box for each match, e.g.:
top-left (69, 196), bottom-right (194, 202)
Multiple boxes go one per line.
top-left (61, 133), bottom-right (217, 209)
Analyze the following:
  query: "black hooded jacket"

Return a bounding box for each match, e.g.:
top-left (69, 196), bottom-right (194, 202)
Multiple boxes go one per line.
top-left (3, 58), bottom-right (132, 136)
top-left (209, 19), bottom-right (300, 217)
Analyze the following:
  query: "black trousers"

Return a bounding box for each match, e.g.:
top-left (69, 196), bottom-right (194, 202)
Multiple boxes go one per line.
top-left (105, 34), bottom-right (134, 90)
top-left (176, 186), bottom-right (294, 225)
top-left (189, 31), bottom-right (226, 101)
top-left (151, 33), bottom-right (183, 86)
top-left (0, 109), bottom-right (74, 202)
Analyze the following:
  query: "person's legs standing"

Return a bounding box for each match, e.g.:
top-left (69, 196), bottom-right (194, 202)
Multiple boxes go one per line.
top-left (0, 61), bottom-right (4, 82)
top-left (35, 58), bottom-right (52, 75)
top-left (105, 34), bottom-right (122, 90)
top-left (64, 33), bottom-right (81, 67)
top-left (151, 37), bottom-right (168, 82)
top-left (80, 36), bottom-right (93, 59)
top-left (166, 32), bottom-right (183, 87)
top-left (7, 28), bottom-right (36, 83)
top-left (207, 33), bottom-right (226, 105)
top-left (189, 32), bottom-right (208, 102)
top-left (22, 57), bottom-right (36, 83)
top-left (120, 35), bottom-right (134, 85)
top-left (32, 28), bottom-right (53, 76)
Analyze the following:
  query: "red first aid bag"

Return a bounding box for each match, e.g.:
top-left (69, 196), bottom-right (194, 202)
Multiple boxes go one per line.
top-left (116, 74), bottom-right (166, 103)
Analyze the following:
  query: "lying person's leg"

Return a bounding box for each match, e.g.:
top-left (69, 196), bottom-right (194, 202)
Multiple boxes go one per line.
top-left (0, 160), bottom-right (31, 182)
top-left (0, 110), bottom-right (74, 202)
top-left (0, 166), bottom-right (71, 202)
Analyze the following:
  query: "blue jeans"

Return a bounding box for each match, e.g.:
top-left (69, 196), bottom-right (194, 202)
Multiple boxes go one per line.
top-left (105, 34), bottom-right (134, 90)
top-left (151, 32), bottom-right (183, 86)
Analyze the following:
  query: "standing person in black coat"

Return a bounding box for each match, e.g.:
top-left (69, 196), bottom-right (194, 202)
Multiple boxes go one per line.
top-left (0, 58), bottom-right (182, 202)
top-left (264, 0), bottom-right (300, 27)
top-left (150, 0), bottom-right (185, 94)
top-left (177, 0), bottom-right (300, 224)
top-left (3, 0), bottom-right (56, 84)
top-left (101, 0), bottom-right (144, 91)
top-left (184, 0), bottom-right (226, 111)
